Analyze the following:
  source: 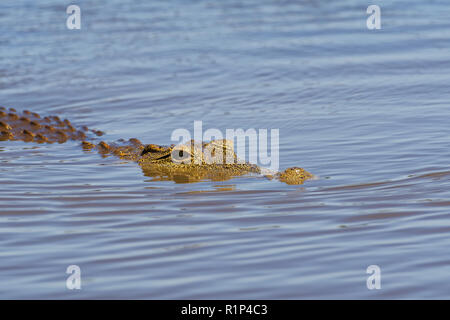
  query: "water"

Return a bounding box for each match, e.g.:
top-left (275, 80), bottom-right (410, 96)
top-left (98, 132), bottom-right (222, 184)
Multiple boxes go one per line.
top-left (1, 0), bottom-right (450, 299)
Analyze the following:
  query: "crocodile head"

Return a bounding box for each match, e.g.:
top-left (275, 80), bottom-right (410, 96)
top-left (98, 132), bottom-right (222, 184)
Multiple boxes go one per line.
top-left (138, 139), bottom-right (260, 183)
top-left (138, 139), bottom-right (312, 184)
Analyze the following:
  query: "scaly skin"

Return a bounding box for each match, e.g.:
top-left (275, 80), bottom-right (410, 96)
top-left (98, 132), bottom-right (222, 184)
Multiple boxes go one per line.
top-left (0, 107), bottom-right (313, 184)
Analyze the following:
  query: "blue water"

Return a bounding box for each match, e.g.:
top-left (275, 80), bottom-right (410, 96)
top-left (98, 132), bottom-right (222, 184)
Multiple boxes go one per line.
top-left (1, 0), bottom-right (450, 298)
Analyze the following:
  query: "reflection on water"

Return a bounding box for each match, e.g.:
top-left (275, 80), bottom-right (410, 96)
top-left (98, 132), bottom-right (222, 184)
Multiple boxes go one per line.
top-left (1, 0), bottom-right (450, 298)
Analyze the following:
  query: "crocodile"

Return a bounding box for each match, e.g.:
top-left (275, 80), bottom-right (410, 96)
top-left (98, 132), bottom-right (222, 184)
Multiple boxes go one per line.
top-left (0, 107), bottom-right (313, 184)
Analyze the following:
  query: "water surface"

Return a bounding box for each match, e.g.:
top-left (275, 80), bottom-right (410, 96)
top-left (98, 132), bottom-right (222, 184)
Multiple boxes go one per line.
top-left (1, 0), bottom-right (450, 299)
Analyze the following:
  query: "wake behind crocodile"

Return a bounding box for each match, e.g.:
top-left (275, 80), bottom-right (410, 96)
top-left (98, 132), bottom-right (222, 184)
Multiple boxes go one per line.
top-left (0, 107), bottom-right (312, 184)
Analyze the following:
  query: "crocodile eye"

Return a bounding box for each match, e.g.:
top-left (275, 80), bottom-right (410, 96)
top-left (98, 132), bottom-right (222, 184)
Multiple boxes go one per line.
top-left (176, 150), bottom-right (190, 160)
top-left (171, 146), bottom-right (191, 164)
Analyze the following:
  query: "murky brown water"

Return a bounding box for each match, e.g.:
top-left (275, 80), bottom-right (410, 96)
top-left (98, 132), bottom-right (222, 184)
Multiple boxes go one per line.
top-left (1, 0), bottom-right (450, 298)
